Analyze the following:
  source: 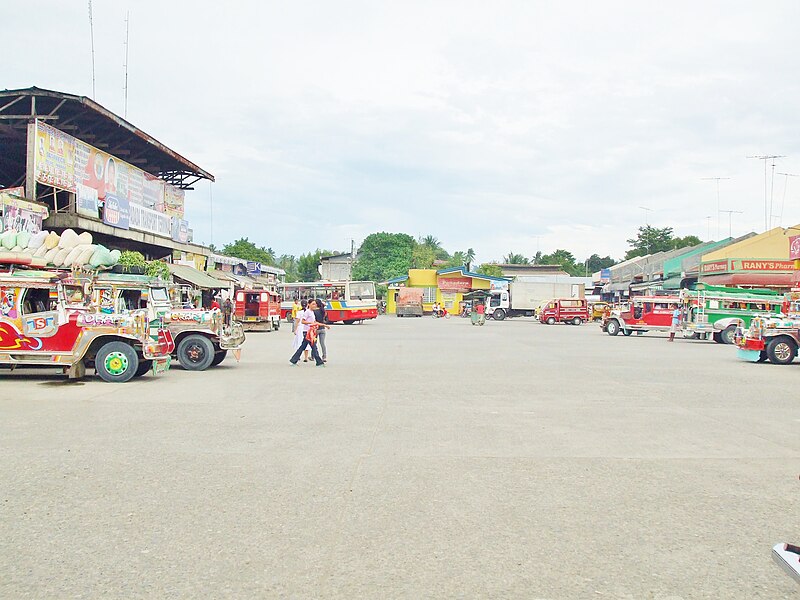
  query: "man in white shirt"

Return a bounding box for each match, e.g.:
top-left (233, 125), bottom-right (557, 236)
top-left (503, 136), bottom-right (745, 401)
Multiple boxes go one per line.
top-left (289, 300), bottom-right (324, 366)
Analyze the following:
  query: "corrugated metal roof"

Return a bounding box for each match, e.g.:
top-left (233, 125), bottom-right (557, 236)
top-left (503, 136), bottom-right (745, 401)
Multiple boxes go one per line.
top-left (168, 263), bottom-right (227, 289)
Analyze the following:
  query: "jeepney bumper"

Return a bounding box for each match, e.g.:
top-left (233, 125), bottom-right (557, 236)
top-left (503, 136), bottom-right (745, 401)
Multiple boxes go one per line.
top-left (143, 328), bottom-right (175, 360)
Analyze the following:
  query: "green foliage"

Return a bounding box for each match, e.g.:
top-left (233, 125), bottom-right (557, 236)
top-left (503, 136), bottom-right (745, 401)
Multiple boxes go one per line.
top-left (352, 232), bottom-right (415, 282)
top-left (539, 249), bottom-right (583, 275)
top-left (276, 254), bottom-right (299, 282)
top-left (586, 254), bottom-right (615, 272)
top-left (296, 249), bottom-right (331, 282)
top-left (118, 251), bottom-right (146, 268)
top-left (476, 263), bottom-right (504, 278)
top-left (145, 260), bottom-right (171, 280)
top-left (221, 237), bottom-right (276, 265)
top-left (411, 244), bottom-right (437, 269)
top-left (503, 252), bottom-right (529, 264)
top-left (625, 226), bottom-right (703, 260)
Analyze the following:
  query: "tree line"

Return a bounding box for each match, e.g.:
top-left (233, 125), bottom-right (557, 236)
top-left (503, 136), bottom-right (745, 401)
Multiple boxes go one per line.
top-left (212, 225), bottom-right (703, 283)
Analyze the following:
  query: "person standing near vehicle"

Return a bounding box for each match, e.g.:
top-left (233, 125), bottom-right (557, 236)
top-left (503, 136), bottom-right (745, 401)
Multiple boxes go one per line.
top-left (313, 297), bottom-right (331, 362)
top-left (290, 298), bottom-right (302, 333)
top-left (290, 299), bottom-right (324, 366)
top-left (669, 303), bottom-right (681, 342)
top-left (292, 299), bottom-right (309, 361)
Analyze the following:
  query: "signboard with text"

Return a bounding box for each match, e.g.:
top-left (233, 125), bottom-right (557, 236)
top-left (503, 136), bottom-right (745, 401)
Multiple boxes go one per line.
top-left (437, 276), bottom-right (472, 292)
top-left (103, 194), bottom-right (130, 229)
top-left (1, 190), bottom-right (49, 233)
top-left (790, 235), bottom-right (800, 260)
top-left (129, 203), bottom-right (172, 237)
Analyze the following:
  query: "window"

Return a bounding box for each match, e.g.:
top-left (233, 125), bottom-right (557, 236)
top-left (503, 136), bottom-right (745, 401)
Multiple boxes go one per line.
top-left (422, 287), bottom-right (437, 303)
top-left (151, 287), bottom-right (169, 302)
top-left (22, 288), bottom-right (54, 314)
top-left (118, 290), bottom-right (143, 311)
top-left (348, 282), bottom-right (375, 300)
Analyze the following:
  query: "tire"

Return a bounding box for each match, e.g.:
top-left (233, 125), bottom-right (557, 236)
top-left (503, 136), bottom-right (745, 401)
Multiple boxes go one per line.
top-left (493, 309), bottom-right (506, 321)
top-left (177, 334), bottom-right (215, 371)
top-left (720, 325), bottom-right (737, 345)
top-left (134, 359), bottom-right (153, 377)
top-left (286, 314), bottom-right (293, 323)
top-left (546, 317), bottom-right (556, 325)
top-left (95, 341), bottom-right (139, 383)
top-left (766, 337), bottom-right (797, 365)
top-left (211, 350), bottom-right (227, 367)
top-left (572, 317), bottom-right (581, 325)
top-left (606, 320), bottom-right (620, 336)
top-left (712, 332), bottom-right (723, 344)
top-left (623, 329), bottom-right (632, 336)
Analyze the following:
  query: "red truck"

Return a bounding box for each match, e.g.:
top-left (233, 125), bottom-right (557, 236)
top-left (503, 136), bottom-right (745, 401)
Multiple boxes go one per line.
top-left (602, 295), bottom-right (682, 336)
top-left (539, 298), bottom-right (589, 325)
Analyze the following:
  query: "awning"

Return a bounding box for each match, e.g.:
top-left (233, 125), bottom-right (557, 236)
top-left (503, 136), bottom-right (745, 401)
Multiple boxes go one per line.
top-left (700, 272), bottom-right (794, 288)
top-left (629, 280), bottom-right (662, 292)
top-left (607, 282), bottom-right (630, 292)
top-left (660, 276), bottom-right (683, 290)
top-left (169, 263), bottom-right (228, 289)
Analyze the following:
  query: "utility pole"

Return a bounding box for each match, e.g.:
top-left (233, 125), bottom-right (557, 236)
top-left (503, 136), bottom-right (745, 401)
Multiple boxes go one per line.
top-left (123, 11), bottom-right (130, 118)
top-left (719, 209), bottom-right (743, 238)
top-left (748, 155), bottom-right (785, 230)
top-left (88, 0), bottom-right (96, 98)
top-left (701, 176), bottom-right (730, 239)
top-left (706, 216), bottom-right (712, 240)
top-left (776, 172), bottom-right (798, 228)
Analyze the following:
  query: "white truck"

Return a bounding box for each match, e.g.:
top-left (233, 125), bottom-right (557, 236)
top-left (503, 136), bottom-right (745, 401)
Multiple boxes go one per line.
top-left (486, 280), bottom-right (584, 321)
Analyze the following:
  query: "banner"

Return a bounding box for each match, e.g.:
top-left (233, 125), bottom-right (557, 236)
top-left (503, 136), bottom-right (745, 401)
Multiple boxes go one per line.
top-left (33, 122), bottom-right (77, 192)
top-left (1, 191), bottom-right (49, 233)
top-left (790, 235), bottom-right (800, 261)
top-left (437, 276), bottom-right (472, 292)
top-left (129, 203), bottom-right (172, 237)
top-left (103, 194), bottom-right (130, 229)
top-left (76, 183), bottom-right (99, 218)
top-left (31, 120), bottom-right (187, 234)
top-left (171, 218), bottom-right (189, 244)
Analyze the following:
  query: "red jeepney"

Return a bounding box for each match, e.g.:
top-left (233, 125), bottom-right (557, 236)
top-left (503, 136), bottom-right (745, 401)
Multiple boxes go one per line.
top-left (602, 295), bottom-right (682, 336)
top-left (539, 298), bottom-right (589, 325)
top-left (234, 288), bottom-right (281, 331)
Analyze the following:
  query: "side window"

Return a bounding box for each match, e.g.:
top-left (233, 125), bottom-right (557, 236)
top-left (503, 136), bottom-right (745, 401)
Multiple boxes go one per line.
top-left (22, 288), bottom-right (54, 314)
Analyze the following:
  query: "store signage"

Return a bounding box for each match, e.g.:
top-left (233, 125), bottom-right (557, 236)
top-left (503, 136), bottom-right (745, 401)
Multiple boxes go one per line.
top-left (129, 202), bottom-right (172, 237)
top-left (103, 194), bottom-right (130, 229)
top-left (600, 268), bottom-right (611, 282)
top-left (437, 276), bottom-right (471, 292)
top-left (733, 260), bottom-right (794, 271)
top-left (790, 235), bottom-right (800, 260)
top-left (246, 261), bottom-right (262, 275)
top-left (76, 183), bottom-right (98, 218)
top-left (171, 218), bottom-right (189, 244)
top-left (701, 260), bottom-right (728, 273)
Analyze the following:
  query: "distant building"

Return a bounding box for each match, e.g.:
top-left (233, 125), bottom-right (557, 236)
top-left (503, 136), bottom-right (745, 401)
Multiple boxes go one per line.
top-left (318, 253), bottom-right (356, 281)
top-left (497, 264), bottom-right (569, 278)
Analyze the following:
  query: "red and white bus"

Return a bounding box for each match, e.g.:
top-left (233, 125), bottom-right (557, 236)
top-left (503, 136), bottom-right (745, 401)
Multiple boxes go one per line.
top-left (278, 280), bottom-right (378, 324)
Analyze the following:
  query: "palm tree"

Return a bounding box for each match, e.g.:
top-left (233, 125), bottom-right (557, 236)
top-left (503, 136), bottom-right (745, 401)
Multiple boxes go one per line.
top-left (420, 235), bottom-right (442, 251)
top-left (503, 252), bottom-right (529, 265)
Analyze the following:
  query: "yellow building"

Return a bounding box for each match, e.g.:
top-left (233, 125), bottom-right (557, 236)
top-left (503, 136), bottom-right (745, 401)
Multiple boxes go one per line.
top-left (385, 267), bottom-right (508, 314)
top-left (699, 225), bottom-right (797, 287)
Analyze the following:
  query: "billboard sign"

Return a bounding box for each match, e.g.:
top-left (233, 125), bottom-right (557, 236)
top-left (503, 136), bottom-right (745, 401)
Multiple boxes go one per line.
top-left (1, 191), bottom-right (49, 233)
top-left (437, 276), bottom-right (472, 292)
top-left (129, 203), bottom-right (172, 237)
top-left (103, 194), bottom-right (130, 229)
top-left (171, 218), bottom-right (189, 244)
top-left (600, 268), bottom-right (611, 282)
top-left (76, 183), bottom-right (99, 218)
top-left (790, 235), bottom-right (800, 260)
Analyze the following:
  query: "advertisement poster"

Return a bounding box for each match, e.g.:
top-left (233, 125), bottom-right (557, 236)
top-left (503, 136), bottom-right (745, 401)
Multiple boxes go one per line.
top-left (163, 186), bottom-right (185, 218)
top-left (33, 121), bottom-right (77, 192)
top-left (143, 173), bottom-right (164, 210)
top-left (129, 203), bottom-right (172, 237)
top-left (171, 218), bottom-right (189, 244)
top-left (102, 194), bottom-right (130, 229)
top-left (790, 235), bottom-right (800, 261)
top-left (76, 183), bottom-right (99, 218)
top-left (1, 191), bottom-right (49, 233)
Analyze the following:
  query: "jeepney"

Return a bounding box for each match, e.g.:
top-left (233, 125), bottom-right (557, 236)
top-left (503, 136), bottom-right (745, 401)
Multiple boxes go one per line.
top-left (681, 284), bottom-right (784, 344)
top-left (89, 273), bottom-right (245, 371)
top-left (602, 295), bottom-right (683, 336)
top-left (736, 314), bottom-right (800, 365)
top-left (234, 288), bottom-right (281, 331)
top-left (0, 268), bottom-right (173, 382)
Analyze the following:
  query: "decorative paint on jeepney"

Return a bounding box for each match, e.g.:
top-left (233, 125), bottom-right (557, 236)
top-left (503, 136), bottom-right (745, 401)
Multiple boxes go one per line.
top-left (77, 312), bottom-right (135, 328)
top-left (1, 287), bottom-right (19, 319)
top-left (167, 309), bottom-right (215, 324)
top-left (22, 312), bottom-right (59, 337)
top-left (0, 321), bottom-right (44, 351)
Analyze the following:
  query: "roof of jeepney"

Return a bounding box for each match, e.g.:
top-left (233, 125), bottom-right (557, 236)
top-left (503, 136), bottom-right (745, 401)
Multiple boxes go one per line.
top-left (94, 273), bottom-right (161, 284)
top-left (0, 269), bottom-right (64, 284)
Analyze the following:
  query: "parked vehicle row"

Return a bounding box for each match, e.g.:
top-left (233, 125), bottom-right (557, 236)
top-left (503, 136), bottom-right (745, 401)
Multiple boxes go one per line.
top-left (0, 265), bottom-right (246, 383)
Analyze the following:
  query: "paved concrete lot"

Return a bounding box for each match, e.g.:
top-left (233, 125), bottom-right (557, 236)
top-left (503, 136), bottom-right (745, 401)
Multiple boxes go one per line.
top-left (2, 316), bottom-right (799, 598)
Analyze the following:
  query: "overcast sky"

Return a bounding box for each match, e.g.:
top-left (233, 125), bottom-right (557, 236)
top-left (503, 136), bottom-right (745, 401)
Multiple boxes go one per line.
top-left (6, 1), bottom-right (800, 263)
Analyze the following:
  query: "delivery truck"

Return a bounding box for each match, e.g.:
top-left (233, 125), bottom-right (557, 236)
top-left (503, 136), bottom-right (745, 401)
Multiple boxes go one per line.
top-left (486, 280), bottom-right (584, 321)
top-left (395, 287), bottom-right (424, 317)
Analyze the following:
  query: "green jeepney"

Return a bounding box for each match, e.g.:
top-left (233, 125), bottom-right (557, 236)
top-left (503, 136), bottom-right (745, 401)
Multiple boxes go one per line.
top-left (681, 283), bottom-right (785, 344)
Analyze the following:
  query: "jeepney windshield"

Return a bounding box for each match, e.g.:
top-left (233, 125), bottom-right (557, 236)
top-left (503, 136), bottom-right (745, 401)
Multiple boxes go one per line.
top-left (150, 287), bottom-right (169, 303)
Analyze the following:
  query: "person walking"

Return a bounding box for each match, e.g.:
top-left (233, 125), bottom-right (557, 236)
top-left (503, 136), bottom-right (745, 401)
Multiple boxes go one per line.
top-left (290, 299), bottom-right (324, 366)
top-left (668, 303), bottom-right (681, 342)
top-left (313, 297), bottom-right (331, 362)
top-left (291, 299), bottom-right (309, 360)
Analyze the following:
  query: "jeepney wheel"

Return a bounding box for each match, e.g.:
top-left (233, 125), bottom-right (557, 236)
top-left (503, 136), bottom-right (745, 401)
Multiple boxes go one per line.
top-left (177, 334), bottom-right (215, 371)
top-left (766, 337), bottom-right (797, 365)
top-left (623, 329), bottom-right (632, 336)
top-left (606, 320), bottom-right (620, 336)
top-left (211, 350), bottom-right (227, 367)
top-left (493, 309), bottom-right (506, 321)
top-left (720, 325), bottom-right (737, 345)
top-left (572, 317), bottom-right (582, 325)
top-left (95, 341), bottom-right (139, 383)
top-left (546, 317), bottom-right (556, 325)
top-left (134, 359), bottom-right (153, 377)
top-left (712, 332), bottom-right (723, 344)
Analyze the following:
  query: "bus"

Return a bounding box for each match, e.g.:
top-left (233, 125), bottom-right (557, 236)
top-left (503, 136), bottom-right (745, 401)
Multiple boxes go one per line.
top-left (278, 280), bottom-right (378, 324)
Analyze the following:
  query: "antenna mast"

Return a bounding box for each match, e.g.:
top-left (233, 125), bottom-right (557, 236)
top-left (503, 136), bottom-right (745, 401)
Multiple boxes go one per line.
top-left (700, 177), bottom-right (730, 239)
top-left (123, 11), bottom-right (130, 118)
top-left (747, 155), bottom-right (785, 230)
top-left (88, 0), bottom-right (96, 98)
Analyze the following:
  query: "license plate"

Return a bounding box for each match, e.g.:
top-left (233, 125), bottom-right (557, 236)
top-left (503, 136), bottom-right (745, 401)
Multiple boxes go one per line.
top-left (152, 356), bottom-right (171, 375)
